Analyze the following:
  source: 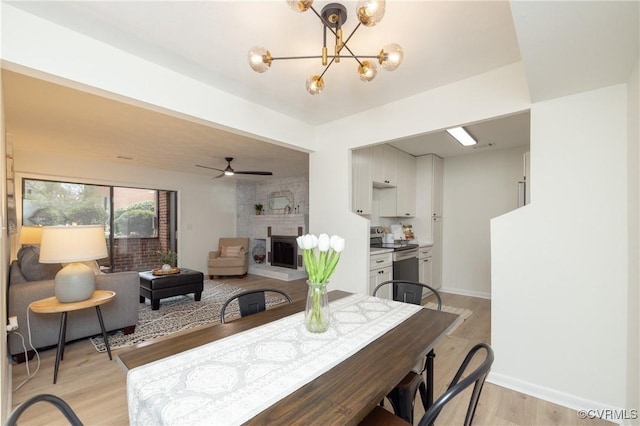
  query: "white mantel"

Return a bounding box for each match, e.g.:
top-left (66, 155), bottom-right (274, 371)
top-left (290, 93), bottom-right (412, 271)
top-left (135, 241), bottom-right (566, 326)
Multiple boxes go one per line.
top-left (251, 214), bottom-right (309, 239)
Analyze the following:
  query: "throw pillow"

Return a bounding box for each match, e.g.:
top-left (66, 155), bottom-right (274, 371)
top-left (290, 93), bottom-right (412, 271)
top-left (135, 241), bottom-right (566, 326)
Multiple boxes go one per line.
top-left (17, 245), bottom-right (62, 281)
top-left (221, 245), bottom-right (245, 257)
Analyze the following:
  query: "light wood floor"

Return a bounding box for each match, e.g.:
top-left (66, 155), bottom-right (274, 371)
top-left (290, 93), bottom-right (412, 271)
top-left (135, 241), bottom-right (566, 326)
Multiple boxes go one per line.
top-left (10, 275), bottom-right (612, 425)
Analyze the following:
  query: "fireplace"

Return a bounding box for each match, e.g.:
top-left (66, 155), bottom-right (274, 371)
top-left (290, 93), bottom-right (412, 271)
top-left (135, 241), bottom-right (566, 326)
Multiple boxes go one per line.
top-left (271, 235), bottom-right (298, 269)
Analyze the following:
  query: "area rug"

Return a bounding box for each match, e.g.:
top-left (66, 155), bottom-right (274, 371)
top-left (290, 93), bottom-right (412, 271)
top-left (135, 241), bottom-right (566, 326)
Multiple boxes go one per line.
top-left (424, 302), bottom-right (473, 335)
top-left (90, 280), bottom-right (286, 352)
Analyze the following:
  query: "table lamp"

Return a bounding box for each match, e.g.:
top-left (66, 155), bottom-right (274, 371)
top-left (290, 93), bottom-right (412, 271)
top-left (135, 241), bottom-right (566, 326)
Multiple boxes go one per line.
top-left (20, 226), bottom-right (43, 246)
top-left (39, 225), bottom-right (108, 303)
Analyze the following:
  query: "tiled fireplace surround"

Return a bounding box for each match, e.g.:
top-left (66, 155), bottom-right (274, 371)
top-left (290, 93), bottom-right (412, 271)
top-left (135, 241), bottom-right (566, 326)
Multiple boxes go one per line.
top-left (236, 177), bottom-right (309, 281)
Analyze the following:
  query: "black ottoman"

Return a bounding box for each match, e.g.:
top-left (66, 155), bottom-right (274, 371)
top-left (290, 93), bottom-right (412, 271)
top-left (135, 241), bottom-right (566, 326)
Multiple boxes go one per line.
top-left (139, 269), bottom-right (204, 310)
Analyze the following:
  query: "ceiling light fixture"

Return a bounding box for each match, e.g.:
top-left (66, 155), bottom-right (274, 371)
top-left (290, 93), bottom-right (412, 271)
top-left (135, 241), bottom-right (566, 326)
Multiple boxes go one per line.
top-left (446, 127), bottom-right (478, 146)
top-left (248, 0), bottom-right (403, 95)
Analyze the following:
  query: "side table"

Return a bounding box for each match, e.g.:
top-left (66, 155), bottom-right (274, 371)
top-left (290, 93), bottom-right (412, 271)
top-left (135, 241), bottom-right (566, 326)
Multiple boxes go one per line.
top-left (29, 290), bottom-right (116, 384)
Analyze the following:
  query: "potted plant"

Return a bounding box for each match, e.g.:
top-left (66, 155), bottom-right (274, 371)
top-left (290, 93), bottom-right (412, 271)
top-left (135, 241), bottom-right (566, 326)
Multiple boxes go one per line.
top-left (255, 203), bottom-right (264, 215)
top-left (156, 250), bottom-right (177, 271)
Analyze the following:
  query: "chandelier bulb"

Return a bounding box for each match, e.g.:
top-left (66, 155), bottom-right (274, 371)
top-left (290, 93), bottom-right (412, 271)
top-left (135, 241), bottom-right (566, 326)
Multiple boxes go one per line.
top-left (356, 0), bottom-right (386, 27)
top-left (287, 0), bottom-right (313, 13)
top-left (305, 75), bottom-right (324, 95)
top-left (358, 60), bottom-right (378, 82)
top-left (248, 46), bottom-right (272, 73)
top-left (378, 43), bottom-right (404, 71)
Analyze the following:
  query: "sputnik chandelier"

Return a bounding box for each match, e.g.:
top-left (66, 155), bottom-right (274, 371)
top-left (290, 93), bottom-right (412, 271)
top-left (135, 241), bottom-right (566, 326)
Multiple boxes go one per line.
top-left (248, 0), bottom-right (403, 95)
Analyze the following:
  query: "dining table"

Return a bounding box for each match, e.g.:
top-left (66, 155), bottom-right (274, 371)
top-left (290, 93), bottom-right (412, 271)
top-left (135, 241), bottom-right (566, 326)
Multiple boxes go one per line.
top-left (119, 290), bottom-right (459, 425)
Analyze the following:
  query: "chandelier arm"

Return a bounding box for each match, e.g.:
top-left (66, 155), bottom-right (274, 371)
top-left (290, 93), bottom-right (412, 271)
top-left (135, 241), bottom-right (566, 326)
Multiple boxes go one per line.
top-left (339, 22), bottom-right (364, 66)
top-left (319, 57), bottom-right (337, 80)
top-left (270, 54), bottom-right (378, 61)
top-left (271, 55), bottom-right (327, 60)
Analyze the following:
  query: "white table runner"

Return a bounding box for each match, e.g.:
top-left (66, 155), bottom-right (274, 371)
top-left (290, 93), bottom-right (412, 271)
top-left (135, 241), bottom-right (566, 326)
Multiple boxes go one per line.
top-left (127, 293), bottom-right (422, 426)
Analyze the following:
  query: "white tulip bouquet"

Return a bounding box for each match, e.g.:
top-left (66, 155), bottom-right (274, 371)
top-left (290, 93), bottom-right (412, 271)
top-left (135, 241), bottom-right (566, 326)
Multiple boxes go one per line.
top-left (296, 233), bottom-right (345, 284)
top-left (297, 233), bottom-right (345, 332)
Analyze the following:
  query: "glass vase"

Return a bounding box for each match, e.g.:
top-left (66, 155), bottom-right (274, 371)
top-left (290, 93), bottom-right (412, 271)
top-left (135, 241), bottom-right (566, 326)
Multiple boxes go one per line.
top-left (305, 281), bottom-right (330, 333)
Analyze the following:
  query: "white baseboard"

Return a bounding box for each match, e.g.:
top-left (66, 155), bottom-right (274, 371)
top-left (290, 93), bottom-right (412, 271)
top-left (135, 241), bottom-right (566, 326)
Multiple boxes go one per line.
top-left (488, 372), bottom-right (633, 425)
top-left (440, 286), bottom-right (491, 300)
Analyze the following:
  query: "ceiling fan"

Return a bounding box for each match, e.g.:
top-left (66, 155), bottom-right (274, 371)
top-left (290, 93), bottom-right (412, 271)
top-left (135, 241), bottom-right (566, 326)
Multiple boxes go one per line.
top-left (196, 157), bottom-right (273, 179)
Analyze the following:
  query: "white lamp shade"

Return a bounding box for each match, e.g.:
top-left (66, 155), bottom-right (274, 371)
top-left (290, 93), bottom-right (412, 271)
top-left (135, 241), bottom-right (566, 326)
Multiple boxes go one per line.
top-left (20, 226), bottom-right (43, 245)
top-left (39, 225), bottom-right (108, 263)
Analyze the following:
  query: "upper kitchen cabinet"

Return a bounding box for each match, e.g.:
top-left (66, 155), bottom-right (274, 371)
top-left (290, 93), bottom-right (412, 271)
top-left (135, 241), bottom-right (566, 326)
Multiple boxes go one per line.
top-left (379, 150), bottom-right (416, 217)
top-left (352, 147), bottom-right (372, 215)
top-left (432, 155), bottom-right (443, 218)
top-left (372, 145), bottom-right (398, 187)
top-left (396, 151), bottom-right (417, 217)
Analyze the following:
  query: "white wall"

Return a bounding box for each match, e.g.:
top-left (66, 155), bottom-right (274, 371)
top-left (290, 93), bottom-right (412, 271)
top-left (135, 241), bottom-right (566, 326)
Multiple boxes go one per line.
top-left (626, 57), bottom-right (640, 418)
top-left (12, 150), bottom-right (237, 274)
top-left (491, 84), bottom-right (629, 409)
top-left (442, 146), bottom-right (528, 298)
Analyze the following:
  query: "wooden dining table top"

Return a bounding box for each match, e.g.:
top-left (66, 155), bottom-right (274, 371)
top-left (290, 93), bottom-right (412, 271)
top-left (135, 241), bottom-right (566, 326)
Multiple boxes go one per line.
top-left (118, 290), bottom-right (459, 425)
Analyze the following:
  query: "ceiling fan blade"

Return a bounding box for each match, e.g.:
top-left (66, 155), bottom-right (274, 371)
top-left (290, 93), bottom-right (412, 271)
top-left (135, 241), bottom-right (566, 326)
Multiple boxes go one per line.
top-left (212, 172), bottom-right (225, 179)
top-left (196, 164), bottom-right (225, 173)
top-left (234, 171), bottom-right (274, 176)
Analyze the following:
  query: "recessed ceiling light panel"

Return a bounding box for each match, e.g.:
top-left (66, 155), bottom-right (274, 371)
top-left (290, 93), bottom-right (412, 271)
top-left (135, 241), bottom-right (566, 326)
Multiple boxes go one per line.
top-left (446, 127), bottom-right (477, 146)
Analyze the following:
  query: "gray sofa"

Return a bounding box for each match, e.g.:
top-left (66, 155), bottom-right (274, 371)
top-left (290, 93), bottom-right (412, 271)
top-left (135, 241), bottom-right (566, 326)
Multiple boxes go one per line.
top-left (7, 246), bottom-right (139, 357)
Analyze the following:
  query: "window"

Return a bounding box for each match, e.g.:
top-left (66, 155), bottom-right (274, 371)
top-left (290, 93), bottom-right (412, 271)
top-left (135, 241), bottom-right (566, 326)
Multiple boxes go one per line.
top-left (113, 188), bottom-right (158, 239)
top-left (22, 178), bottom-right (176, 272)
top-left (23, 179), bottom-right (109, 226)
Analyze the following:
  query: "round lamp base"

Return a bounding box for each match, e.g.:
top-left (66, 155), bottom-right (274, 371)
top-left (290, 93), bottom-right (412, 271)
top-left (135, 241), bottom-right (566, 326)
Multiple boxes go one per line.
top-left (54, 263), bottom-right (96, 303)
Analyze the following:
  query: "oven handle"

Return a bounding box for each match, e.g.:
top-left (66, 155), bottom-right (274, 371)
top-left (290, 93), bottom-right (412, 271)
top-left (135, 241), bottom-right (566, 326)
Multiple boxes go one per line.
top-left (393, 249), bottom-right (419, 262)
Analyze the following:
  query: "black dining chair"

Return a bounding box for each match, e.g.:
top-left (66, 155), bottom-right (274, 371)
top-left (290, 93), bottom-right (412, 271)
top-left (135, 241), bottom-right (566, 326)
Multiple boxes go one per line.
top-left (372, 280), bottom-right (442, 424)
top-left (5, 394), bottom-right (84, 426)
top-left (220, 288), bottom-right (292, 323)
top-left (360, 343), bottom-right (494, 426)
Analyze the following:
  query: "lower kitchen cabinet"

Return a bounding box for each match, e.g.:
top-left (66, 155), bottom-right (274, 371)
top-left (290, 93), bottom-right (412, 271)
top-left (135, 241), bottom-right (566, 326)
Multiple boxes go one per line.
top-left (418, 246), bottom-right (433, 285)
top-left (369, 252), bottom-right (392, 299)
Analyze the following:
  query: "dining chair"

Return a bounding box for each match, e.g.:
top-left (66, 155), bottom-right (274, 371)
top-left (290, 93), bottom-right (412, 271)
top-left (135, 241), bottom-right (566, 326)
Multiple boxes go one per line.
top-left (220, 288), bottom-right (293, 323)
top-left (360, 343), bottom-right (494, 426)
top-left (372, 280), bottom-right (442, 424)
top-left (5, 394), bottom-right (84, 426)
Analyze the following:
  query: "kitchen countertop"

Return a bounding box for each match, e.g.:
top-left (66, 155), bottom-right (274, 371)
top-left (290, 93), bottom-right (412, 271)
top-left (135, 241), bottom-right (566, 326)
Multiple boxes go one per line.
top-left (370, 247), bottom-right (394, 255)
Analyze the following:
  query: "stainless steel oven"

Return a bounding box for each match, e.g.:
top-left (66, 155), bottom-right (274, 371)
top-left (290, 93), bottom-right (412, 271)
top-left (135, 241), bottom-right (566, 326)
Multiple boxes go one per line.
top-left (391, 247), bottom-right (419, 282)
top-left (370, 228), bottom-right (419, 283)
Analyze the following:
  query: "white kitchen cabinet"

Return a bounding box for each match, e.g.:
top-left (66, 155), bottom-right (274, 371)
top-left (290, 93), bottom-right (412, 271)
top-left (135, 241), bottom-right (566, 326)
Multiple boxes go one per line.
top-left (396, 151), bottom-right (416, 217)
top-left (415, 154), bottom-right (443, 289)
top-left (432, 218), bottom-right (442, 289)
top-left (418, 246), bottom-right (432, 284)
top-left (369, 251), bottom-right (392, 299)
top-left (418, 246), bottom-right (433, 299)
top-left (431, 155), bottom-right (443, 218)
top-left (352, 147), bottom-right (372, 215)
top-left (378, 150), bottom-right (416, 217)
top-left (372, 145), bottom-right (398, 187)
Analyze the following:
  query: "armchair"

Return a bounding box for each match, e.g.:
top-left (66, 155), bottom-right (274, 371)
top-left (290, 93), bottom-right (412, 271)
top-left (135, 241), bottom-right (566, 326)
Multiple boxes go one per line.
top-left (208, 237), bottom-right (249, 279)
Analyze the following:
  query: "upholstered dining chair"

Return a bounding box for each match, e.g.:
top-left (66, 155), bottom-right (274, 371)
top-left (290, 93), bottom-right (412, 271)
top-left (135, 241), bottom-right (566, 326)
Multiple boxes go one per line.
top-left (360, 343), bottom-right (494, 426)
top-left (220, 288), bottom-right (293, 323)
top-left (5, 394), bottom-right (83, 426)
top-left (372, 280), bottom-right (442, 424)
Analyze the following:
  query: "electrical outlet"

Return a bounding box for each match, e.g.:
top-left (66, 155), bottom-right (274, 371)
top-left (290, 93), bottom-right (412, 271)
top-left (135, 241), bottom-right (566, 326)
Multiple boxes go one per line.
top-left (7, 316), bottom-right (18, 332)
